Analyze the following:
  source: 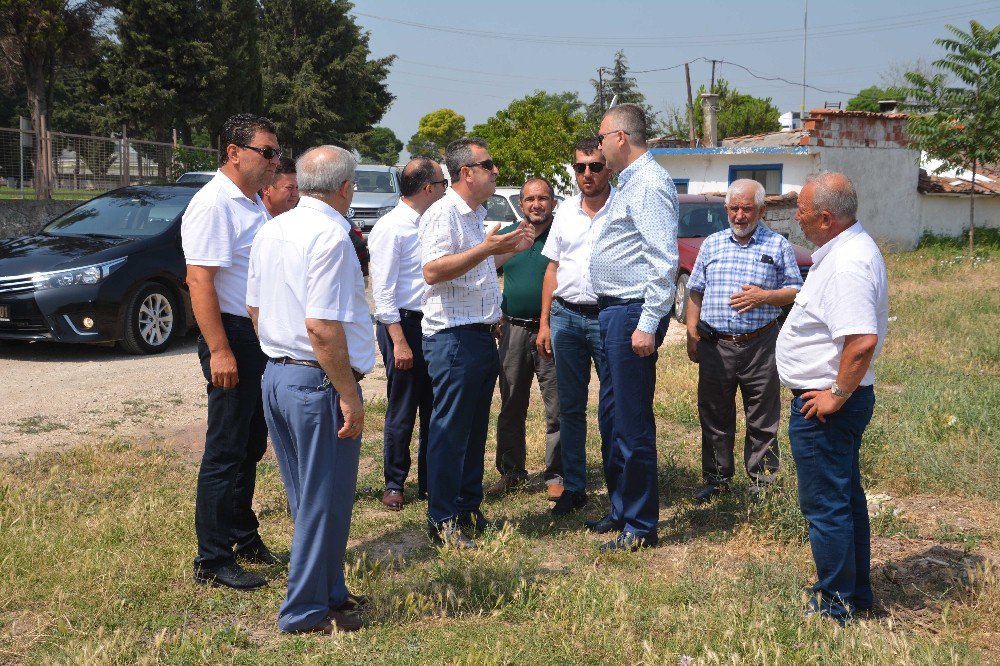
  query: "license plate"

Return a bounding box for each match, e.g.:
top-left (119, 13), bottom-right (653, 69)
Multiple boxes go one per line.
top-left (0, 305), bottom-right (8, 321)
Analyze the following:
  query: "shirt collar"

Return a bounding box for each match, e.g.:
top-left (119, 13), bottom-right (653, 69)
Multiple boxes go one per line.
top-left (216, 169), bottom-right (261, 204)
top-left (811, 221), bottom-right (864, 265)
top-left (571, 184), bottom-right (616, 217)
top-left (297, 195), bottom-right (352, 234)
top-left (444, 187), bottom-right (481, 216)
top-left (617, 151), bottom-right (653, 187)
top-left (394, 200), bottom-right (421, 226)
top-left (727, 222), bottom-right (768, 246)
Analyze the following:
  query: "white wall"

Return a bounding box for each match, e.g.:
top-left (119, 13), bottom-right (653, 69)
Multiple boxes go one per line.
top-left (920, 195), bottom-right (1000, 239)
top-left (654, 153), bottom-right (816, 197)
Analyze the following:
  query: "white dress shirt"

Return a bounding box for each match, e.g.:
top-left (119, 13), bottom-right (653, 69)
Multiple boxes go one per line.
top-left (541, 186), bottom-right (616, 304)
top-left (181, 170), bottom-right (268, 317)
top-left (247, 196), bottom-right (376, 374)
top-left (776, 222), bottom-right (888, 389)
top-left (368, 200), bottom-right (424, 324)
top-left (419, 188), bottom-right (501, 336)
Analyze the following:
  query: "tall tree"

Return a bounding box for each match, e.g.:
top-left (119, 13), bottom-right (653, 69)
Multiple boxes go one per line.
top-left (351, 126), bottom-right (402, 165)
top-left (665, 79), bottom-right (780, 142)
top-left (587, 50), bottom-right (661, 133)
top-left (472, 91), bottom-right (589, 193)
top-left (406, 108), bottom-right (466, 159)
top-left (203, 0), bottom-right (264, 142)
top-left (260, 0), bottom-right (395, 154)
top-left (905, 20), bottom-right (1000, 254)
top-left (847, 85), bottom-right (900, 112)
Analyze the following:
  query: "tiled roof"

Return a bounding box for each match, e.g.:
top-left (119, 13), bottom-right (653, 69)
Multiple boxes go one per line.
top-left (918, 165), bottom-right (1000, 195)
top-left (807, 108), bottom-right (909, 120)
top-left (721, 131), bottom-right (810, 148)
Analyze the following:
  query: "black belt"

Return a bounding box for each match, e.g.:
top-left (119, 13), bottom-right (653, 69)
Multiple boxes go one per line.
top-left (596, 296), bottom-right (644, 310)
top-left (715, 319), bottom-right (777, 343)
top-left (399, 309), bottom-right (423, 320)
top-left (507, 316), bottom-right (540, 331)
top-left (449, 323), bottom-right (495, 333)
top-left (555, 297), bottom-right (600, 317)
top-left (272, 357), bottom-right (365, 381)
top-left (220, 312), bottom-right (253, 325)
top-left (791, 385), bottom-right (872, 398)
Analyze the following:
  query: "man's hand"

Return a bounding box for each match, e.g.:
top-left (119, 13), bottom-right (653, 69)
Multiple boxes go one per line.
top-left (729, 284), bottom-right (768, 314)
top-left (338, 390), bottom-right (365, 439)
top-left (513, 221), bottom-right (535, 252)
top-left (632, 329), bottom-right (656, 357)
top-left (799, 389), bottom-right (847, 423)
top-left (685, 331), bottom-right (699, 363)
top-left (536, 324), bottom-right (553, 359)
top-left (210, 348), bottom-right (239, 389)
top-left (393, 340), bottom-right (414, 370)
top-left (483, 222), bottom-right (527, 256)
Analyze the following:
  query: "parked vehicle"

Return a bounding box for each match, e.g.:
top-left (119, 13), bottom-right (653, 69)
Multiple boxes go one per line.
top-left (176, 171), bottom-right (215, 184)
top-left (484, 187), bottom-right (564, 228)
top-left (348, 165), bottom-right (401, 234)
top-left (0, 184), bottom-right (201, 354)
top-left (672, 194), bottom-right (813, 323)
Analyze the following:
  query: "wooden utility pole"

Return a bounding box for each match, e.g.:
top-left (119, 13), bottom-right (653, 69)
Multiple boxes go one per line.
top-left (685, 62), bottom-right (696, 147)
top-left (710, 60), bottom-right (716, 93)
top-left (598, 67), bottom-right (605, 116)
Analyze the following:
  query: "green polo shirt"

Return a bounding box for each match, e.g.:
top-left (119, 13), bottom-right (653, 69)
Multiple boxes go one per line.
top-left (499, 223), bottom-right (551, 318)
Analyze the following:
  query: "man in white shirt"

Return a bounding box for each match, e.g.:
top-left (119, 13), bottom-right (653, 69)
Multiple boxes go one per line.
top-left (182, 114), bottom-right (282, 591)
top-left (260, 157), bottom-right (299, 218)
top-left (537, 137), bottom-right (616, 519)
top-left (420, 137), bottom-right (533, 548)
top-left (369, 158), bottom-right (448, 511)
top-left (248, 145), bottom-right (375, 635)
top-left (776, 172), bottom-right (888, 623)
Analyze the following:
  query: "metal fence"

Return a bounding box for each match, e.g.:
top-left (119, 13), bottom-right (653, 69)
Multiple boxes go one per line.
top-left (0, 120), bottom-right (218, 200)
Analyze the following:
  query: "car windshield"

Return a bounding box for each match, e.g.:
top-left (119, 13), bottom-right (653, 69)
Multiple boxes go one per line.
top-left (485, 194), bottom-right (517, 223)
top-left (42, 188), bottom-right (197, 239)
top-left (355, 170), bottom-right (397, 194)
top-left (176, 172), bottom-right (214, 184)
top-left (678, 202), bottom-right (729, 238)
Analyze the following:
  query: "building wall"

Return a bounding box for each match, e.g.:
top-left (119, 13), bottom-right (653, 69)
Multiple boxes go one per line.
top-left (655, 153), bottom-right (816, 197)
top-left (920, 195), bottom-right (1000, 239)
top-left (0, 200), bottom-right (82, 239)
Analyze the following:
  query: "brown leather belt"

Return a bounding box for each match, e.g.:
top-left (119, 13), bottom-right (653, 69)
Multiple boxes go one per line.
top-left (272, 357), bottom-right (364, 381)
top-left (715, 319), bottom-right (777, 343)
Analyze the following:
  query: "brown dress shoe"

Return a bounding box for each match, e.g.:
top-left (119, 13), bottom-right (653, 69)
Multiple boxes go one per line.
top-left (485, 475), bottom-right (526, 496)
top-left (299, 610), bottom-right (362, 634)
top-left (381, 488), bottom-right (404, 511)
top-left (547, 482), bottom-right (565, 501)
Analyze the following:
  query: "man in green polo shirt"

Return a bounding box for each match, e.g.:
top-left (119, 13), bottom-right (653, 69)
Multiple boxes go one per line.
top-left (487, 177), bottom-right (563, 503)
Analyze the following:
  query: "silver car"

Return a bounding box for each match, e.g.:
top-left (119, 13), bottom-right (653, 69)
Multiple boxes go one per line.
top-left (349, 165), bottom-right (401, 234)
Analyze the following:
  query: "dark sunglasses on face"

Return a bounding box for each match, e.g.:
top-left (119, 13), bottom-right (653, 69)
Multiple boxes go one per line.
top-left (463, 159), bottom-right (496, 172)
top-left (428, 178), bottom-right (449, 187)
top-left (236, 144), bottom-right (282, 160)
top-left (572, 161), bottom-right (606, 174)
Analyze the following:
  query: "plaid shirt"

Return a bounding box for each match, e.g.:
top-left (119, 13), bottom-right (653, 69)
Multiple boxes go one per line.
top-left (687, 223), bottom-right (802, 335)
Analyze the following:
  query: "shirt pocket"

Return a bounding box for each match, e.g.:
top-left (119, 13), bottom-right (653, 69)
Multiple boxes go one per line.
top-left (746, 255), bottom-right (781, 289)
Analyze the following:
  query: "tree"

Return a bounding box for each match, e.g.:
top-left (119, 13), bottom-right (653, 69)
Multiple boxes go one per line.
top-left (586, 50), bottom-right (661, 134)
top-left (260, 0), bottom-right (395, 154)
top-left (847, 85), bottom-right (898, 112)
top-left (351, 126), bottom-right (402, 164)
top-left (471, 91), bottom-right (590, 193)
top-left (905, 20), bottom-right (1000, 254)
top-left (406, 108), bottom-right (466, 159)
top-left (665, 79), bottom-right (780, 142)
top-left (203, 0), bottom-right (264, 142)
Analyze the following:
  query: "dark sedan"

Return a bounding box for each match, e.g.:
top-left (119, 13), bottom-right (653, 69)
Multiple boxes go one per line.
top-left (0, 184), bottom-right (201, 354)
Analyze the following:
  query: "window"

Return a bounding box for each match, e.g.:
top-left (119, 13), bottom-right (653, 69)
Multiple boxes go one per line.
top-left (728, 164), bottom-right (782, 195)
top-left (673, 178), bottom-right (689, 194)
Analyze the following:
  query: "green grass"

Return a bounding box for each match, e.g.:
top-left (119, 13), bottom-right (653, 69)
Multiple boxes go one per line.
top-left (0, 187), bottom-right (97, 201)
top-left (1, 244), bottom-right (998, 663)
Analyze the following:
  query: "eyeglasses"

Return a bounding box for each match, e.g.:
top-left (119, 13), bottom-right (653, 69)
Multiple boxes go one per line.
top-left (725, 205), bottom-right (759, 214)
top-left (572, 161), bottom-right (606, 174)
top-left (428, 178), bottom-right (449, 188)
top-left (236, 144), bottom-right (282, 160)
top-left (463, 159), bottom-right (496, 172)
top-left (596, 129), bottom-right (630, 145)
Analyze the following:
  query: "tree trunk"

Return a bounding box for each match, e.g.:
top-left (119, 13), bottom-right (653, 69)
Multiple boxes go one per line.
top-left (25, 60), bottom-right (49, 200)
top-left (969, 158), bottom-right (976, 256)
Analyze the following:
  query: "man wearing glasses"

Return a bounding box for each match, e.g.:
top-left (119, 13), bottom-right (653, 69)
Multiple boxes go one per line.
top-left (183, 114), bottom-right (284, 590)
top-left (420, 137), bottom-right (533, 548)
top-left (590, 104), bottom-right (678, 552)
top-left (537, 137), bottom-right (616, 518)
top-left (684, 179), bottom-right (801, 505)
top-left (369, 158), bottom-right (448, 512)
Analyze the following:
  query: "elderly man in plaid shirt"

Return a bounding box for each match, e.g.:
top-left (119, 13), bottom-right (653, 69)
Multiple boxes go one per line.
top-left (685, 179), bottom-right (803, 504)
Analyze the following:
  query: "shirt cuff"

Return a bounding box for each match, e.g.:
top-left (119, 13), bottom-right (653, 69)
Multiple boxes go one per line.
top-left (637, 311), bottom-right (662, 335)
top-left (375, 311), bottom-right (401, 325)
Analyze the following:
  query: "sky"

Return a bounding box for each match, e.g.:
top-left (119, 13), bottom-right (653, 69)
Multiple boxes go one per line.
top-left (352, 0), bottom-right (1000, 159)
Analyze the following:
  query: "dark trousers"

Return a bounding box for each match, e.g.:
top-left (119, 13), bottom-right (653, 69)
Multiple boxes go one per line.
top-left (598, 302), bottom-right (668, 538)
top-left (262, 361), bottom-right (361, 632)
top-left (496, 319), bottom-right (561, 481)
top-left (696, 323), bottom-right (781, 485)
top-left (549, 301), bottom-right (613, 494)
top-left (423, 328), bottom-right (500, 526)
top-left (790, 385), bottom-right (875, 618)
top-left (376, 320), bottom-right (431, 493)
top-left (194, 317), bottom-right (269, 569)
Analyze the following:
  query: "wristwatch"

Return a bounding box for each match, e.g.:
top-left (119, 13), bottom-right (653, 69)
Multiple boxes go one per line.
top-left (830, 382), bottom-right (853, 399)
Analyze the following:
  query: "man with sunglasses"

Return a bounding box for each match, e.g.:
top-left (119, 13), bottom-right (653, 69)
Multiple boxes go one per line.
top-left (420, 137), bottom-right (533, 548)
top-left (369, 158), bottom-right (448, 512)
top-left (589, 104), bottom-right (678, 552)
top-left (537, 137), bottom-right (616, 518)
top-left (183, 113), bottom-right (284, 589)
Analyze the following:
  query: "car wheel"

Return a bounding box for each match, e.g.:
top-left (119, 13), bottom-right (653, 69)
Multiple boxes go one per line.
top-left (119, 282), bottom-right (178, 355)
top-left (674, 273), bottom-right (690, 323)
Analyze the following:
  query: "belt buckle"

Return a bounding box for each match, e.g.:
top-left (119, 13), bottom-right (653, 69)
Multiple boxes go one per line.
top-left (318, 375), bottom-right (331, 390)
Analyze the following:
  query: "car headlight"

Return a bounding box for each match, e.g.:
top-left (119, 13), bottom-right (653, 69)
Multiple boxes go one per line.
top-left (31, 257), bottom-right (127, 291)
top-left (376, 206), bottom-right (395, 217)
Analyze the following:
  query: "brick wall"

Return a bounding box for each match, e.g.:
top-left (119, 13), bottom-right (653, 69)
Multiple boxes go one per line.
top-left (803, 110), bottom-right (909, 149)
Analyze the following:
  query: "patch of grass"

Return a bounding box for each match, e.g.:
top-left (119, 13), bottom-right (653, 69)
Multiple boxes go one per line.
top-left (12, 415), bottom-right (66, 435)
top-left (933, 521), bottom-right (982, 553)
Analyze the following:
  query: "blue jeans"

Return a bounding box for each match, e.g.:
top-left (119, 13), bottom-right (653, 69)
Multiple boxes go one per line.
top-left (549, 301), bottom-right (613, 494)
top-left (790, 385), bottom-right (875, 618)
top-left (423, 328), bottom-right (500, 527)
top-left (599, 302), bottom-right (668, 538)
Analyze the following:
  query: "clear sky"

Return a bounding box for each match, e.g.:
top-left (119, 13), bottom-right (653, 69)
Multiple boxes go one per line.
top-left (352, 0), bottom-right (1000, 159)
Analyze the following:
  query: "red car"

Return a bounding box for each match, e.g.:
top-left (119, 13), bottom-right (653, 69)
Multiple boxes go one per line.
top-left (672, 194), bottom-right (813, 323)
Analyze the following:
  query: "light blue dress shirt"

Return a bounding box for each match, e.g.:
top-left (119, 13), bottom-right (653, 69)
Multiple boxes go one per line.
top-left (590, 151), bottom-right (679, 334)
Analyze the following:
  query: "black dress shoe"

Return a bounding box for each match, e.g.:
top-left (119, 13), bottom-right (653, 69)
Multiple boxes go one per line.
top-left (693, 483), bottom-right (729, 504)
top-left (193, 562), bottom-right (266, 590)
top-left (585, 515), bottom-right (623, 534)
top-left (428, 522), bottom-right (477, 549)
top-left (599, 530), bottom-right (658, 553)
top-left (550, 490), bottom-right (587, 517)
top-left (235, 539), bottom-right (289, 566)
top-left (457, 510), bottom-right (498, 534)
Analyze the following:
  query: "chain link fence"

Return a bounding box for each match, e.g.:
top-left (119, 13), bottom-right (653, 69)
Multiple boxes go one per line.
top-left (0, 121), bottom-right (218, 200)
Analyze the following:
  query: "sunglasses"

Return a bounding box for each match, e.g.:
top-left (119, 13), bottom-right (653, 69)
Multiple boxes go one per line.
top-left (463, 159), bottom-right (496, 172)
top-left (572, 161), bottom-right (606, 174)
top-left (236, 144), bottom-right (282, 160)
top-left (428, 178), bottom-right (449, 187)
top-left (596, 128), bottom-right (631, 145)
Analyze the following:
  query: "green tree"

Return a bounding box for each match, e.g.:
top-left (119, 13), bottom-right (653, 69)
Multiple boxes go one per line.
top-left (203, 0), bottom-right (264, 142)
top-left (260, 0), bottom-right (395, 154)
top-left (587, 50), bottom-right (661, 134)
top-left (406, 108), bottom-right (466, 159)
top-left (846, 85), bottom-right (909, 112)
top-left (351, 126), bottom-right (402, 165)
top-left (471, 91), bottom-right (590, 193)
top-left (905, 20), bottom-right (1000, 254)
top-left (665, 79), bottom-right (780, 142)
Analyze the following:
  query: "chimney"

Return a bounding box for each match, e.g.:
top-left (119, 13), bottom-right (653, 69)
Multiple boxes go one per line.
top-left (878, 99), bottom-right (900, 113)
top-left (700, 93), bottom-right (720, 147)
